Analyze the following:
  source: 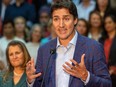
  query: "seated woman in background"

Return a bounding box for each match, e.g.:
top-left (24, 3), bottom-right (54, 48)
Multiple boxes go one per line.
top-left (95, 0), bottom-right (116, 18)
top-left (88, 10), bottom-right (103, 41)
top-left (99, 14), bottom-right (116, 87)
top-left (76, 18), bottom-right (89, 36)
top-left (14, 16), bottom-right (29, 42)
top-left (26, 24), bottom-right (42, 62)
top-left (0, 40), bottom-right (31, 86)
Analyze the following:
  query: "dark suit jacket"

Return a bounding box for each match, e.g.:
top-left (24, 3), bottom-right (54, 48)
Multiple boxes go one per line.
top-left (33, 34), bottom-right (112, 87)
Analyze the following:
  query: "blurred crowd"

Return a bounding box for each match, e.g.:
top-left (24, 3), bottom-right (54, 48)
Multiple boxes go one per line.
top-left (0, 0), bottom-right (116, 86)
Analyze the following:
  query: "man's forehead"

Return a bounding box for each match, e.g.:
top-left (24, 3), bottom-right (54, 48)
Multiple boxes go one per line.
top-left (52, 8), bottom-right (71, 17)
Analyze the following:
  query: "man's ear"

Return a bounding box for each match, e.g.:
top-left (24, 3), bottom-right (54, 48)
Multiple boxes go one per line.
top-left (74, 18), bottom-right (78, 26)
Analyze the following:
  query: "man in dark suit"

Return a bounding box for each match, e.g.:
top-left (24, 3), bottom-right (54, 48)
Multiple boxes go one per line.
top-left (26, 1), bottom-right (112, 87)
top-left (0, 0), bottom-right (11, 21)
top-left (4, 0), bottom-right (36, 24)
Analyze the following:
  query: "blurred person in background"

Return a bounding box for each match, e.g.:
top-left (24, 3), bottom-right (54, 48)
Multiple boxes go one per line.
top-left (0, 60), bottom-right (5, 72)
top-left (26, 24), bottom-right (42, 62)
top-left (99, 14), bottom-right (116, 87)
top-left (0, 41), bottom-right (30, 86)
top-left (76, 0), bottom-right (95, 21)
top-left (10, 0), bottom-right (15, 4)
top-left (14, 16), bottom-right (29, 42)
top-left (95, 0), bottom-right (116, 18)
top-left (0, 0), bottom-right (11, 21)
top-left (72, 0), bottom-right (80, 6)
top-left (4, 0), bottom-right (36, 27)
top-left (88, 10), bottom-right (103, 41)
top-left (110, 0), bottom-right (116, 9)
top-left (38, 5), bottom-right (51, 37)
top-left (76, 18), bottom-right (89, 36)
top-left (41, 19), bottom-right (57, 45)
top-left (0, 20), bottom-right (25, 67)
top-left (29, 0), bottom-right (47, 21)
top-left (0, 17), bottom-right (2, 37)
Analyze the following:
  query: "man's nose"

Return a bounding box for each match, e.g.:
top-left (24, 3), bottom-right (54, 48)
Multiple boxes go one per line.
top-left (59, 19), bottom-right (65, 28)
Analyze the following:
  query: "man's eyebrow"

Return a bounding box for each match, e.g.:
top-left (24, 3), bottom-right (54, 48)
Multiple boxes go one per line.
top-left (63, 15), bottom-right (70, 17)
top-left (53, 15), bottom-right (70, 18)
top-left (53, 15), bottom-right (59, 18)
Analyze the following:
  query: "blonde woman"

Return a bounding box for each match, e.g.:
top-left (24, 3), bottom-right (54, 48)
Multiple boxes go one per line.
top-left (0, 40), bottom-right (31, 87)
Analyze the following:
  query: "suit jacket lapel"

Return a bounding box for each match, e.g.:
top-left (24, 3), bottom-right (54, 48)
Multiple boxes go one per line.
top-left (69, 34), bottom-right (86, 87)
top-left (49, 38), bottom-right (57, 87)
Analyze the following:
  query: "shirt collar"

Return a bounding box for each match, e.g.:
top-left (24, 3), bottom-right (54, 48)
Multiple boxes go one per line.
top-left (57, 30), bottom-right (78, 47)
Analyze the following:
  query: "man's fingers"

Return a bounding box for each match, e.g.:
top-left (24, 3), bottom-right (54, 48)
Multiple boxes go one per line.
top-left (31, 73), bottom-right (42, 79)
top-left (27, 73), bottom-right (42, 83)
top-left (30, 58), bottom-right (35, 68)
top-left (63, 68), bottom-right (75, 76)
top-left (26, 62), bottom-right (31, 71)
top-left (63, 65), bottom-right (78, 77)
top-left (70, 59), bottom-right (79, 67)
top-left (63, 64), bottom-right (72, 72)
top-left (65, 62), bottom-right (74, 69)
top-left (26, 58), bottom-right (35, 71)
top-left (26, 61), bottom-right (31, 67)
top-left (80, 54), bottom-right (85, 66)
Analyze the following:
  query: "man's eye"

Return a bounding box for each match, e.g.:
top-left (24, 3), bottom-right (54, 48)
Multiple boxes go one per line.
top-left (53, 18), bottom-right (59, 21)
top-left (65, 18), bottom-right (70, 21)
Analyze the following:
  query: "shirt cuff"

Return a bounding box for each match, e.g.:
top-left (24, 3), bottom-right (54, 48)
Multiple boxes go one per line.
top-left (26, 79), bottom-right (35, 87)
top-left (81, 71), bottom-right (90, 85)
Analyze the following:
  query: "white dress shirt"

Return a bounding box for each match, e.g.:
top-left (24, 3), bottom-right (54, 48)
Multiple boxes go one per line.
top-left (56, 31), bottom-right (77, 87)
top-left (56, 31), bottom-right (90, 87)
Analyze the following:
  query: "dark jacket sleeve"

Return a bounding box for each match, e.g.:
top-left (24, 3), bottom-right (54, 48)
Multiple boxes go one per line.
top-left (86, 42), bottom-right (112, 87)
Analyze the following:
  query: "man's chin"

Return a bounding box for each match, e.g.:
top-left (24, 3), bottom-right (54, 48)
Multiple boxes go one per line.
top-left (59, 36), bottom-right (68, 40)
